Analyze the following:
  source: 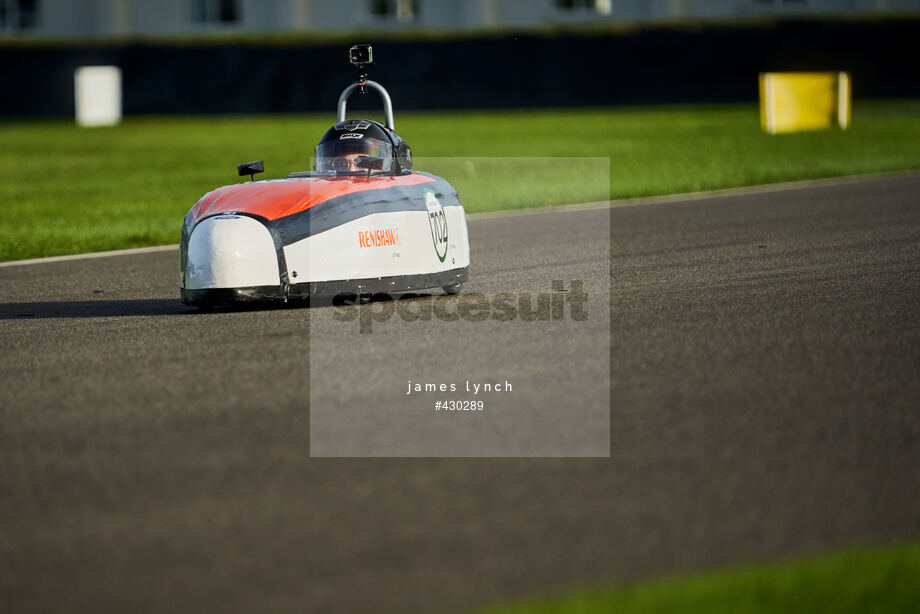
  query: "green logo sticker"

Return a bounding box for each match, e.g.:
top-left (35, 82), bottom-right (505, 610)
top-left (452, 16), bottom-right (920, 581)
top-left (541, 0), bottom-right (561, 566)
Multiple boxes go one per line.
top-left (425, 190), bottom-right (448, 262)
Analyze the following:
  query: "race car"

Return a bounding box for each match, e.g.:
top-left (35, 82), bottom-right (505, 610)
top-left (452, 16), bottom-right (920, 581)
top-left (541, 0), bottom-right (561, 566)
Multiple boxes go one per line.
top-left (179, 45), bottom-right (470, 307)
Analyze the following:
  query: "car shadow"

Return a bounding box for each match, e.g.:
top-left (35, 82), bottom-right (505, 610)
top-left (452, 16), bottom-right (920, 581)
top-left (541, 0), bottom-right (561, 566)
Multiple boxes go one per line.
top-left (0, 298), bottom-right (196, 320)
top-left (0, 293), bottom-right (436, 320)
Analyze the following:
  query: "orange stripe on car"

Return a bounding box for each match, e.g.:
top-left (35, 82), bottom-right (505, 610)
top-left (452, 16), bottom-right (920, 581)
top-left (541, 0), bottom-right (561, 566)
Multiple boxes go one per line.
top-left (191, 173), bottom-right (436, 223)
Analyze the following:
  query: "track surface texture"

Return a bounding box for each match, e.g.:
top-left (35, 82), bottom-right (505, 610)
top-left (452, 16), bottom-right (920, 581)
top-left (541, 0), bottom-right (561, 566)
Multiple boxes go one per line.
top-left (2, 173), bottom-right (919, 613)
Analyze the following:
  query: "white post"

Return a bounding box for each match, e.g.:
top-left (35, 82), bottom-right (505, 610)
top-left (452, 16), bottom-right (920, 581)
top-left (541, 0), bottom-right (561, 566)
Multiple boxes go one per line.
top-left (74, 66), bottom-right (122, 127)
top-left (837, 71), bottom-right (850, 129)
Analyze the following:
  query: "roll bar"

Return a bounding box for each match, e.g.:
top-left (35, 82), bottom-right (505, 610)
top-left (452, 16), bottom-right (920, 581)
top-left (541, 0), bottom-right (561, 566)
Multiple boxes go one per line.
top-left (337, 80), bottom-right (395, 131)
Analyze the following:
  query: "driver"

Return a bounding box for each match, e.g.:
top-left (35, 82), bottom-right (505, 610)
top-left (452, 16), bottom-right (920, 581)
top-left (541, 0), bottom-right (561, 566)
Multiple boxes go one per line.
top-left (332, 152), bottom-right (364, 172)
top-left (314, 118), bottom-right (412, 175)
top-left (314, 119), bottom-right (394, 174)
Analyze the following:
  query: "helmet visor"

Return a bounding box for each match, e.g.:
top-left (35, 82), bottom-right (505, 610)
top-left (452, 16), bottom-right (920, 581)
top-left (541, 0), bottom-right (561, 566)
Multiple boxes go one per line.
top-left (314, 137), bottom-right (392, 174)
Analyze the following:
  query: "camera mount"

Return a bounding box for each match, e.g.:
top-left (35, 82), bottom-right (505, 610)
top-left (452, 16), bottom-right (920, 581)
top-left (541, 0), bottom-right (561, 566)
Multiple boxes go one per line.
top-left (349, 44), bottom-right (373, 93)
top-left (339, 44), bottom-right (395, 130)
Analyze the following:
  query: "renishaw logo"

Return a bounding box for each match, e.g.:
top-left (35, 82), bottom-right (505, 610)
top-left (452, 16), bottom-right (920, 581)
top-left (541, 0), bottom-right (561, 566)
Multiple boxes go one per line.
top-left (425, 190), bottom-right (448, 262)
top-left (358, 228), bottom-right (400, 248)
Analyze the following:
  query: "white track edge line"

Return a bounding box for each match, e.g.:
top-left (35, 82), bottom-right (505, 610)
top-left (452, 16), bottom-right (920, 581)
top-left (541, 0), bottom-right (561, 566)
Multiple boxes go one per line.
top-left (0, 244), bottom-right (179, 268)
top-left (470, 169), bottom-right (919, 219)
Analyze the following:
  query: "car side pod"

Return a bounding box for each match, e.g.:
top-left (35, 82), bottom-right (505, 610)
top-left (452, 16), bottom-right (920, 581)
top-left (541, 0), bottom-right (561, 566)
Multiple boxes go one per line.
top-left (183, 214), bottom-right (280, 302)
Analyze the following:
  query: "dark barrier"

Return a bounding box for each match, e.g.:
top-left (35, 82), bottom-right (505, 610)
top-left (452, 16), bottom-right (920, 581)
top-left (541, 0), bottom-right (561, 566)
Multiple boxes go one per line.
top-left (1, 18), bottom-right (919, 118)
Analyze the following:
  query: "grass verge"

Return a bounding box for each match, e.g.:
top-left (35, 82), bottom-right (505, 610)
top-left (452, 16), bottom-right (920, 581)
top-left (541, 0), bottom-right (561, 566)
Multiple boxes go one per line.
top-left (468, 542), bottom-right (920, 614)
top-left (1, 100), bottom-right (919, 261)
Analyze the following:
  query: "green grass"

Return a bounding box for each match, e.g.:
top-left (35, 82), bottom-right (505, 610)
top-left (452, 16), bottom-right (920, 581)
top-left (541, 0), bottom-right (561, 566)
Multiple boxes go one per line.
top-left (2, 100), bottom-right (920, 261)
top-left (468, 542), bottom-right (920, 614)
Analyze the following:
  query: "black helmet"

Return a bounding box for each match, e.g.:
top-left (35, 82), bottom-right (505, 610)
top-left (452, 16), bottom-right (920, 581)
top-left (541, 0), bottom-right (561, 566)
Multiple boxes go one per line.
top-left (314, 119), bottom-right (412, 175)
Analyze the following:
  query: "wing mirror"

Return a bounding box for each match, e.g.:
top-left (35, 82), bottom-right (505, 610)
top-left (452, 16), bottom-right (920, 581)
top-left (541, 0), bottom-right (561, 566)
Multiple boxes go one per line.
top-left (356, 156), bottom-right (384, 171)
top-left (237, 160), bottom-right (264, 182)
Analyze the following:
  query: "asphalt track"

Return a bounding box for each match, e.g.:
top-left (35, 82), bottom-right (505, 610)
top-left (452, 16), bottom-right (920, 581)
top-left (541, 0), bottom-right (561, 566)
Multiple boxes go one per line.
top-left (2, 173), bottom-right (919, 612)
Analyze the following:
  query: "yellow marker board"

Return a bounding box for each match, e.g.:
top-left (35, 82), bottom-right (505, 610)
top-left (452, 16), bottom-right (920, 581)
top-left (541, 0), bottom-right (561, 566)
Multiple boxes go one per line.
top-left (760, 72), bottom-right (850, 134)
